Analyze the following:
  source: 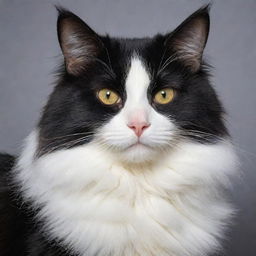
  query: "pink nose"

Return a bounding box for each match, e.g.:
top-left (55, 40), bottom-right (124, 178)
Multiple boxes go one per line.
top-left (127, 121), bottom-right (150, 137)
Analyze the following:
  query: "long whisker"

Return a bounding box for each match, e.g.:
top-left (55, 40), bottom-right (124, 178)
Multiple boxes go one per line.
top-left (40, 131), bottom-right (95, 141)
top-left (157, 53), bottom-right (191, 76)
top-left (37, 134), bottom-right (94, 156)
top-left (157, 53), bottom-right (178, 75)
top-left (94, 57), bottom-right (116, 79)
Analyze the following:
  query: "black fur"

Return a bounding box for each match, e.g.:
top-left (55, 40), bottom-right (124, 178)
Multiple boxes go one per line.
top-left (1, 5), bottom-right (227, 255)
top-left (0, 154), bottom-right (75, 256)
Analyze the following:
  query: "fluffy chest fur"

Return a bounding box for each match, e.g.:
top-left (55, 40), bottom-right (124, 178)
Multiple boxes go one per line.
top-left (15, 131), bottom-right (237, 256)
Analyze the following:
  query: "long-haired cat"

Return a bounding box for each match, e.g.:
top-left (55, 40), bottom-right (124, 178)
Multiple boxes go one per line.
top-left (0, 5), bottom-right (238, 256)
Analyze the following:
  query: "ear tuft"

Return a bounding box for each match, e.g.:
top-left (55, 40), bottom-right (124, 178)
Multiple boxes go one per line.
top-left (165, 5), bottom-right (210, 72)
top-left (56, 7), bottom-right (103, 75)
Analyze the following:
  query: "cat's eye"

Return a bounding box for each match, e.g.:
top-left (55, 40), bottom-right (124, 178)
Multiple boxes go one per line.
top-left (97, 89), bottom-right (121, 105)
top-left (153, 88), bottom-right (175, 104)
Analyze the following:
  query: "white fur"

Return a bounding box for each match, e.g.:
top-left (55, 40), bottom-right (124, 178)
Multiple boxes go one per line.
top-left (14, 56), bottom-right (238, 256)
top-left (14, 130), bottom-right (238, 256)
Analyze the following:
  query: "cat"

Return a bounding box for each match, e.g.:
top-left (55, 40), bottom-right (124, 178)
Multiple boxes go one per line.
top-left (0, 5), bottom-right (238, 256)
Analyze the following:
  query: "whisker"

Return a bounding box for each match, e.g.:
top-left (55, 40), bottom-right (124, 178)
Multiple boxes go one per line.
top-left (94, 57), bottom-right (116, 79)
top-left (38, 134), bottom-right (95, 156)
top-left (40, 131), bottom-right (95, 141)
top-left (157, 53), bottom-right (192, 76)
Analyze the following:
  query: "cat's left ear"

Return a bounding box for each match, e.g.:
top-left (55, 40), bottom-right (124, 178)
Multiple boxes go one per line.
top-left (57, 7), bottom-right (104, 75)
top-left (165, 5), bottom-right (210, 72)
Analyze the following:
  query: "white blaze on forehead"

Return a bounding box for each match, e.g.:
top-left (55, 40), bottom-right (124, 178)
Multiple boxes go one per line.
top-left (124, 56), bottom-right (151, 106)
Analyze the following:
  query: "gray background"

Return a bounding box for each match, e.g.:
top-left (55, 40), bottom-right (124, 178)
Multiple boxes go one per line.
top-left (0, 0), bottom-right (255, 255)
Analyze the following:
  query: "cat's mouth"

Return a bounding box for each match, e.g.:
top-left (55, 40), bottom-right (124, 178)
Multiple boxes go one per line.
top-left (126, 140), bottom-right (153, 151)
top-left (115, 139), bottom-right (160, 163)
top-left (127, 141), bottom-right (146, 148)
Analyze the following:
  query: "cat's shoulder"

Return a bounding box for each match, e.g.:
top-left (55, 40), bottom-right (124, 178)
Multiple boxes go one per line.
top-left (0, 153), bottom-right (74, 255)
top-left (0, 153), bottom-right (15, 174)
top-left (0, 153), bottom-right (15, 195)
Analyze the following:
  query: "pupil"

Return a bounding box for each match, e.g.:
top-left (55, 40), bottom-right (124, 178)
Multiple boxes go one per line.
top-left (161, 91), bottom-right (166, 98)
top-left (106, 91), bottom-right (111, 99)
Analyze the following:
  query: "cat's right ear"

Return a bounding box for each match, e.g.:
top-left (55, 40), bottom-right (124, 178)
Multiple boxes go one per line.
top-left (57, 7), bottom-right (103, 75)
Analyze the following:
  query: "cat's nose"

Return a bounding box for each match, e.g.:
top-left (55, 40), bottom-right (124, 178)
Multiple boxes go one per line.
top-left (127, 121), bottom-right (151, 137)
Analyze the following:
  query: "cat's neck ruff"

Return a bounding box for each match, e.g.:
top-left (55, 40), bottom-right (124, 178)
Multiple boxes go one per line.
top-left (14, 130), bottom-right (238, 256)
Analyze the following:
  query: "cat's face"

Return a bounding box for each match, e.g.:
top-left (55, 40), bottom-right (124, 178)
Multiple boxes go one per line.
top-left (38, 7), bottom-right (227, 163)
top-left (96, 56), bottom-right (177, 163)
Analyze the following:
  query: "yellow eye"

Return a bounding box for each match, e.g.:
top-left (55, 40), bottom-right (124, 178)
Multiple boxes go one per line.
top-left (154, 88), bottom-right (175, 104)
top-left (97, 89), bottom-right (121, 105)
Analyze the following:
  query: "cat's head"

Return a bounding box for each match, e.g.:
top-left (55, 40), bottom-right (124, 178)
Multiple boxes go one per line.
top-left (38, 6), bottom-right (227, 163)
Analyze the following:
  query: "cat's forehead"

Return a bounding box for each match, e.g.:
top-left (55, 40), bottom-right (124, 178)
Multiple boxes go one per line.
top-left (105, 37), bottom-right (155, 51)
top-left (125, 56), bottom-right (151, 98)
top-left (101, 36), bottom-right (163, 93)
top-left (103, 36), bottom-right (163, 69)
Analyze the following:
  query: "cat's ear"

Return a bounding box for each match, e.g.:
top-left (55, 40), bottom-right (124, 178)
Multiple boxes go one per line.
top-left (57, 7), bottom-right (103, 75)
top-left (165, 5), bottom-right (210, 72)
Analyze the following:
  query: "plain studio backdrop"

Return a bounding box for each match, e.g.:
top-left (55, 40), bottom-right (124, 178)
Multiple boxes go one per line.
top-left (0, 0), bottom-right (255, 255)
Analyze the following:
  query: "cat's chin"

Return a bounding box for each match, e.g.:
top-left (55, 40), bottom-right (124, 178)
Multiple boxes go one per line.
top-left (113, 142), bottom-right (161, 164)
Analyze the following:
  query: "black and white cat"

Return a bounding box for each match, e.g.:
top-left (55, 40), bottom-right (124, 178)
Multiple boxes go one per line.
top-left (0, 6), bottom-right (238, 256)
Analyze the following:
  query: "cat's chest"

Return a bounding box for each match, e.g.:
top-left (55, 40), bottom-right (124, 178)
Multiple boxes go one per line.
top-left (16, 136), bottom-right (236, 256)
top-left (47, 166), bottom-right (187, 256)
